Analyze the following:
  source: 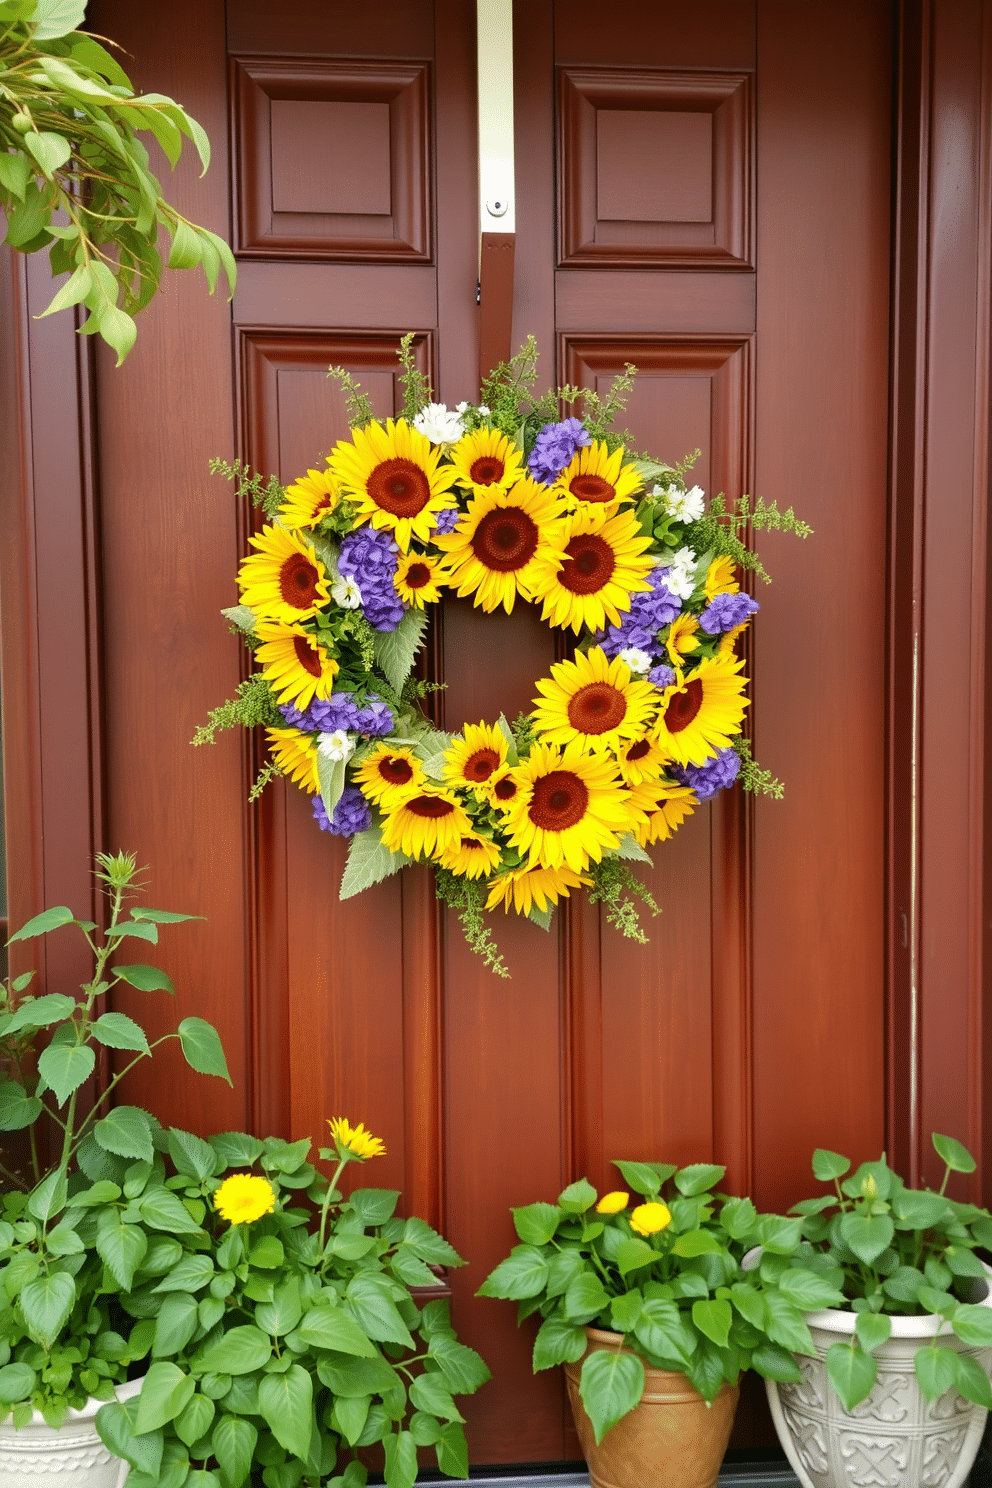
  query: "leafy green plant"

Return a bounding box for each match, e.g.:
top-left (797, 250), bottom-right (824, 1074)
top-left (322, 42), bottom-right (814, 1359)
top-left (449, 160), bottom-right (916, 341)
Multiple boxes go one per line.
top-left (477, 1160), bottom-right (821, 1444)
top-left (773, 1135), bottom-right (992, 1410)
top-left (0, 0), bottom-right (235, 362)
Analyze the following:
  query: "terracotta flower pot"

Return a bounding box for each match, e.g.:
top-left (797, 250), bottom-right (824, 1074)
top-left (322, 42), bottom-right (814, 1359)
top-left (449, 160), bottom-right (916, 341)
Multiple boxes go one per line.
top-left (564, 1327), bottom-right (739, 1488)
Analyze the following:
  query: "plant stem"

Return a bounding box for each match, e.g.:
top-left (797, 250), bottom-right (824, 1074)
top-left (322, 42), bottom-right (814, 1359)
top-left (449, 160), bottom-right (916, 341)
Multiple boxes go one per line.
top-left (318, 1157), bottom-right (348, 1254)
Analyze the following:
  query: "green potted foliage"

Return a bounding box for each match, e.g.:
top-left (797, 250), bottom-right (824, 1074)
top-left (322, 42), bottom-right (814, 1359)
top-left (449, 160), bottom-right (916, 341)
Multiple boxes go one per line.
top-left (477, 1159), bottom-right (822, 1488)
top-left (759, 1136), bottom-right (992, 1488)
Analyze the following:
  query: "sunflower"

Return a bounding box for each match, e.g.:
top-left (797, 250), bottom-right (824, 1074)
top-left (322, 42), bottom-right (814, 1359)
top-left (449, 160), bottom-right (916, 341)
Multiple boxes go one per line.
top-left (664, 613), bottom-right (701, 669)
top-left (328, 418), bottom-right (458, 551)
top-left (237, 524), bottom-right (331, 623)
top-left (704, 555), bottom-right (739, 602)
top-left (327, 1117), bottom-right (386, 1161)
top-left (532, 647), bottom-right (657, 754)
top-left (266, 728), bottom-right (321, 794)
top-left (529, 504), bottom-right (655, 633)
top-left (279, 468), bottom-right (341, 529)
top-left (213, 1174), bottom-right (276, 1225)
top-left (394, 551), bottom-right (446, 607)
top-left (629, 778), bottom-right (698, 847)
top-left (720, 623), bottom-right (748, 657)
top-left (353, 743), bottom-right (425, 807)
top-left (448, 425), bottom-right (523, 494)
top-left (551, 439), bottom-right (642, 511)
top-left (503, 740), bottom-right (636, 873)
top-left (434, 477), bottom-right (568, 614)
top-left (485, 862), bottom-right (592, 916)
top-left (254, 622), bottom-right (339, 707)
top-left (443, 722), bottom-right (508, 796)
top-left (437, 832), bottom-right (504, 878)
top-left (488, 766), bottom-right (523, 812)
top-left (380, 785), bottom-right (473, 859)
top-left (614, 733), bottom-right (669, 786)
top-left (652, 654), bottom-right (749, 766)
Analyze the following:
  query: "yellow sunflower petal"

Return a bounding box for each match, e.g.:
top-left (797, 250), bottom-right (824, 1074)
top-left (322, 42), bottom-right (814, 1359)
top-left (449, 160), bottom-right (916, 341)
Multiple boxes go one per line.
top-left (502, 740), bottom-right (637, 874)
top-left (237, 524), bottom-right (331, 624)
top-left (704, 555), bottom-right (739, 602)
top-left (652, 654), bottom-right (749, 767)
top-left (255, 622), bottom-right (339, 707)
top-left (279, 468), bottom-right (341, 529)
top-left (394, 551), bottom-right (446, 607)
top-left (353, 743), bottom-right (425, 807)
top-left (266, 728), bottom-right (321, 794)
top-left (437, 832), bottom-right (504, 878)
top-left (327, 1118), bottom-right (386, 1160)
top-left (380, 786), bottom-right (473, 859)
top-left (485, 862), bottom-right (592, 916)
top-left (551, 440), bottom-right (642, 512)
top-left (328, 418), bottom-right (458, 551)
top-left (630, 778), bottom-right (698, 846)
top-left (442, 721), bottom-right (508, 796)
top-left (664, 613), bottom-right (701, 668)
top-left (528, 503), bottom-right (655, 633)
top-left (612, 733), bottom-right (669, 786)
top-left (448, 425), bottom-right (524, 494)
top-left (214, 1173), bottom-right (276, 1225)
top-left (532, 646), bottom-right (658, 755)
top-left (434, 477), bottom-right (569, 614)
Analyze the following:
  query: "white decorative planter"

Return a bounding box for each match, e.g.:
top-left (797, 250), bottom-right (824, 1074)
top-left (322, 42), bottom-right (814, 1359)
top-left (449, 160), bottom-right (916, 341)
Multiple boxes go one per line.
top-left (0, 1377), bottom-right (142, 1488)
top-left (766, 1291), bottom-right (992, 1488)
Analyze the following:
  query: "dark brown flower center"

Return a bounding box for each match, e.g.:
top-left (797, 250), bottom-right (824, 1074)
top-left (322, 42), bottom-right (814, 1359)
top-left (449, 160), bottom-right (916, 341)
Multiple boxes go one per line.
top-left (313, 494), bottom-right (333, 515)
top-left (569, 473), bottom-right (616, 504)
top-left (664, 678), bottom-right (704, 734)
top-left (567, 682), bottom-right (626, 735)
top-left (278, 552), bottom-right (321, 609)
top-left (460, 837), bottom-right (485, 851)
top-left (528, 770), bottom-right (589, 831)
top-left (470, 455), bottom-right (505, 485)
top-left (626, 738), bottom-right (651, 761)
top-left (379, 756), bottom-right (415, 785)
top-left (464, 749), bottom-right (501, 781)
top-left (293, 636), bottom-right (322, 677)
top-left (368, 458), bottom-right (431, 517)
top-left (557, 533), bottom-right (616, 595)
top-left (493, 776), bottom-right (518, 801)
top-left (472, 507), bottom-right (540, 572)
top-left (404, 562), bottom-right (432, 589)
top-left (407, 794), bottom-right (456, 819)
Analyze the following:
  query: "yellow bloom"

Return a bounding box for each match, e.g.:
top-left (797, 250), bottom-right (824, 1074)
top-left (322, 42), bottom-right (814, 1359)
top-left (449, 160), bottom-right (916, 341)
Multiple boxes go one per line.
top-left (279, 468), bottom-right (341, 529)
top-left (214, 1173), bottom-right (276, 1225)
top-left (629, 778), bottom-right (697, 848)
top-left (485, 862), bottom-right (592, 916)
top-left (266, 728), bottom-right (320, 794)
top-left (704, 555), bottom-right (739, 602)
top-left (443, 722), bottom-right (508, 796)
top-left (255, 622), bottom-right (339, 707)
top-left (448, 425), bottom-right (523, 495)
top-left (532, 646), bottom-right (658, 756)
top-left (380, 785), bottom-right (473, 859)
top-left (438, 832), bottom-right (503, 879)
top-left (720, 622), bottom-right (748, 658)
top-left (353, 743), bottom-right (425, 807)
top-left (328, 1117), bottom-right (386, 1161)
top-left (652, 655), bottom-right (749, 767)
top-left (529, 503), bottom-right (655, 634)
top-left (596, 1191), bottom-right (629, 1215)
top-left (328, 418), bottom-right (458, 551)
top-left (551, 440), bottom-right (642, 512)
top-left (394, 551), bottom-right (446, 607)
top-left (434, 477), bottom-right (568, 614)
top-left (664, 613), bottom-right (701, 669)
top-left (488, 766), bottom-right (523, 813)
top-left (237, 524), bottom-right (331, 624)
top-left (630, 1201), bottom-right (672, 1236)
top-left (502, 740), bottom-right (636, 874)
top-left (613, 734), bottom-right (668, 787)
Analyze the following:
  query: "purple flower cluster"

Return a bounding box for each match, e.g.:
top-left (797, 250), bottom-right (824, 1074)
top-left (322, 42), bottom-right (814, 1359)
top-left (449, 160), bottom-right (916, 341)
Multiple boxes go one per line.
top-left (699, 592), bottom-right (759, 635)
top-left (338, 527), bottom-right (405, 632)
top-left (433, 507), bottom-right (461, 536)
top-left (648, 663), bottom-right (676, 689)
top-left (527, 417), bottom-right (592, 485)
top-left (312, 785), bottom-right (372, 837)
top-left (279, 690), bottom-right (394, 737)
top-left (596, 568), bottom-right (683, 660)
top-left (672, 747), bottom-right (741, 800)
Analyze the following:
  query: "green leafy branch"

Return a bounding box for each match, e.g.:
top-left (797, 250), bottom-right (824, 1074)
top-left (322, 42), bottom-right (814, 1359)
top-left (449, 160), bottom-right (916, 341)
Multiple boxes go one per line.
top-left (191, 674), bottom-right (282, 746)
top-left (397, 330), bottom-right (432, 421)
top-left (587, 859), bottom-right (660, 944)
top-left (326, 364), bottom-right (376, 430)
top-left (732, 736), bottom-right (784, 799)
top-left (0, 0), bottom-right (236, 362)
top-left (208, 457), bottom-right (285, 519)
top-left (434, 870), bottom-right (510, 979)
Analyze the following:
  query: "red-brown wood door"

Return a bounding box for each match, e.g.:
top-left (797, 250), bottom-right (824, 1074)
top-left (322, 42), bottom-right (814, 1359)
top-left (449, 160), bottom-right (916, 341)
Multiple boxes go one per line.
top-left (80, 0), bottom-right (893, 1465)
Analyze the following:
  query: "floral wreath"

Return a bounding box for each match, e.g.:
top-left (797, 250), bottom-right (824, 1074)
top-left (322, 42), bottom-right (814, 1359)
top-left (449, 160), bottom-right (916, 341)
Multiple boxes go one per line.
top-left (199, 338), bottom-right (808, 975)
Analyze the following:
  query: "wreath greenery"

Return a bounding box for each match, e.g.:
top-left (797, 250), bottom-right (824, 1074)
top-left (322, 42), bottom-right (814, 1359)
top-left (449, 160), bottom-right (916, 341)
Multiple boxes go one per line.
top-left (197, 337), bottom-right (810, 976)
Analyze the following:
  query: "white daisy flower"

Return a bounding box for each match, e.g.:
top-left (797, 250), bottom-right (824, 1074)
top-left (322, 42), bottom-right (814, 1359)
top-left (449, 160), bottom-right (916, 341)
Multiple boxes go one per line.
top-left (618, 647), bottom-right (653, 675)
top-left (413, 402), bottom-right (465, 444)
top-left (318, 730), bottom-right (355, 763)
top-left (331, 575), bottom-right (363, 609)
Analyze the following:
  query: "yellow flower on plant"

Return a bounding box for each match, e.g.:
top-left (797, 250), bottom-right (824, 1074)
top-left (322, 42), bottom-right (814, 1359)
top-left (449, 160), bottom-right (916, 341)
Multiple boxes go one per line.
top-left (380, 785), bottom-right (473, 859)
top-left (279, 468), bottom-right (341, 529)
top-left (630, 1201), bottom-right (672, 1236)
top-left (704, 555), bottom-right (739, 602)
top-left (528, 503), bottom-right (655, 634)
top-left (237, 524), bottom-right (331, 624)
top-left (485, 862), bottom-right (592, 917)
top-left (719, 623), bottom-right (748, 658)
top-left (443, 722), bottom-right (508, 797)
top-left (393, 551), bottom-right (446, 607)
top-left (448, 425), bottom-right (523, 494)
top-left (652, 655), bottom-right (749, 767)
top-left (551, 440), bottom-right (642, 512)
top-left (214, 1173), bottom-right (276, 1225)
top-left (532, 646), bottom-right (658, 756)
top-left (353, 743), bottom-right (425, 808)
top-left (266, 728), bottom-right (320, 794)
top-left (255, 622), bottom-right (339, 707)
top-left (438, 832), bottom-right (503, 879)
top-left (328, 1118), bottom-right (386, 1161)
top-left (328, 418), bottom-right (459, 551)
top-left (488, 766), bottom-right (523, 812)
top-left (613, 734), bottom-right (668, 787)
top-left (629, 779), bottom-right (698, 847)
top-left (434, 477), bottom-right (568, 614)
top-left (503, 740), bottom-right (636, 874)
top-left (664, 613), bottom-right (701, 669)
top-left (596, 1191), bottom-right (629, 1215)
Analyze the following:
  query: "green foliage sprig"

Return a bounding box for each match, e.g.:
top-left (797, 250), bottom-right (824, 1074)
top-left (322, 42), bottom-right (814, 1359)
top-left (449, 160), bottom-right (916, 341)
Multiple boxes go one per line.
top-left (587, 859), bottom-right (660, 944)
top-left (397, 331), bottom-right (432, 422)
top-left (732, 736), bottom-right (784, 799)
top-left (208, 457), bottom-right (285, 520)
top-left (191, 674), bottom-right (282, 747)
top-left (434, 870), bottom-right (510, 980)
top-left (327, 365), bottom-right (376, 431)
top-left (0, 0), bottom-right (235, 363)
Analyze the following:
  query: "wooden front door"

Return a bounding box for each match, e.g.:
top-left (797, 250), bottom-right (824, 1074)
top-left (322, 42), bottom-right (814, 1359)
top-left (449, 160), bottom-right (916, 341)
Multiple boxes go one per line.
top-left (18, 0), bottom-right (896, 1464)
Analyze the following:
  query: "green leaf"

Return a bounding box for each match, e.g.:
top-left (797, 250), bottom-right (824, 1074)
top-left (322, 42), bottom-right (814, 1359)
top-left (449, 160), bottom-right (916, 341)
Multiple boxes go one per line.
top-left (0, 1362), bottom-right (37, 1403)
top-left (428, 1333), bottom-right (491, 1393)
top-left (6, 905), bottom-right (73, 942)
top-left (108, 919), bottom-right (158, 944)
top-left (256, 1278), bottom-right (303, 1336)
top-left (211, 1414), bottom-right (257, 1488)
top-left (295, 1304), bottom-right (378, 1357)
top-left (97, 303), bottom-right (138, 367)
top-left (339, 823), bottom-right (411, 900)
top-left (4, 992), bottom-right (76, 1031)
top-left (19, 1271), bottom-right (75, 1347)
top-left (778, 1269), bottom-right (847, 1310)
top-left (720, 1196), bottom-right (758, 1240)
top-left (751, 1343), bottom-right (802, 1383)
top-left (758, 1214), bottom-right (804, 1255)
top-left (96, 1215), bottom-right (148, 1289)
top-left (135, 1361), bottom-right (196, 1433)
top-left (346, 1275), bottom-right (414, 1348)
top-left (178, 1018), bottom-right (231, 1083)
top-left (131, 909), bottom-right (202, 924)
top-left (764, 1292), bottom-right (815, 1355)
top-left (22, 130), bottom-right (71, 178)
top-left (95, 1105), bottom-right (155, 1161)
top-left (335, 1394), bottom-right (371, 1446)
top-left (91, 1013), bottom-right (150, 1053)
top-left (383, 1428), bottom-right (418, 1488)
top-left (919, 1285), bottom-right (957, 1317)
top-left (168, 1128), bottom-right (218, 1181)
top-left (674, 1163), bottom-right (726, 1197)
top-left (211, 1131), bottom-right (264, 1166)
top-left (882, 1266), bottom-right (925, 1305)
top-left (95, 1400), bottom-right (164, 1478)
top-left (839, 1212), bottom-right (894, 1265)
top-left (347, 1188), bottom-right (398, 1224)
top-left (258, 1365), bottom-right (313, 1459)
top-left (579, 1348), bottom-right (644, 1445)
top-left (855, 1312), bottom-right (892, 1353)
top-left (563, 1273), bottom-right (611, 1325)
top-left (530, 1316), bottom-right (587, 1371)
top-left (174, 1391), bottom-right (215, 1449)
top-left (512, 1202), bottom-right (561, 1245)
top-left (203, 230), bottom-right (236, 297)
top-left (671, 1231), bottom-right (722, 1258)
top-left (220, 605), bottom-right (256, 634)
top-left (249, 1234), bottom-right (284, 1269)
top-left (317, 750), bottom-right (348, 822)
top-left (27, 1168), bottom-right (67, 1224)
top-left (37, 1040), bottom-right (94, 1106)
top-left (409, 1371), bottom-right (463, 1422)
top-left (891, 1189), bottom-right (952, 1228)
top-left (116, 963), bottom-right (175, 993)
top-left (408, 1409), bottom-right (440, 1447)
top-left (615, 1238), bottom-right (660, 1276)
top-left (933, 1133), bottom-right (977, 1174)
top-left (66, 1179), bottom-right (122, 1209)
top-left (615, 833), bottom-right (652, 863)
top-left (402, 1215), bottom-right (462, 1266)
top-left (194, 1325), bottom-right (272, 1376)
top-left (812, 1149), bottom-right (851, 1182)
top-left (138, 1187), bottom-right (205, 1234)
top-left (826, 1341), bottom-right (877, 1410)
top-left (558, 1179), bottom-right (598, 1213)
top-left (166, 218), bottom-right (203, 270)
top-left (0, 151), bottom-right (32, 201)
top-left (477, 1246), bottom-right (549, 1299)
top-left (691, 1298), bottom-right (732, 1349)
top-left (914, 1343), bottom-right (959, 1400)
top-left (0, 1082), bottom-right (42, 1131)
top-left (153, 1293), bottom-right (200, 1357)
top-left (952, 1304), bottom-right (992, 1346)
top-left (953, 1351), bottom-right (992, 1409)
top-left (153, 1254), bottom-right (215, 1293)
top-left (527, 902), bottom-right (553, 931)
top-left (436, 1421), bottom-right (469, 1479)
top-left (30, 0), bottom-right (87, 39)
top-left (37, 263), bottom-right (93, 320)
top-left (612, 1160), bottom-right (664, 1197)
top-left (372, 608), bottom-right (428, 693)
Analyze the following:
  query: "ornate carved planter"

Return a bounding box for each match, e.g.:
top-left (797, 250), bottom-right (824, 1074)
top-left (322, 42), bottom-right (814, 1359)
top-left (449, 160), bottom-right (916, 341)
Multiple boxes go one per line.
top-left (0, 1377), bottom-right (142, 1488)
top-left (765, 1304), bottom-right (992, 1488)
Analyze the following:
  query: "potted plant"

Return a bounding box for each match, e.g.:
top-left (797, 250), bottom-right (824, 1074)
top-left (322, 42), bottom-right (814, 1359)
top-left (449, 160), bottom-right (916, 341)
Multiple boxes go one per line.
top-left (477, 1158), bottom-right (824, 1488)
top-left (759, 1136), bottom-right (992, 1488)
